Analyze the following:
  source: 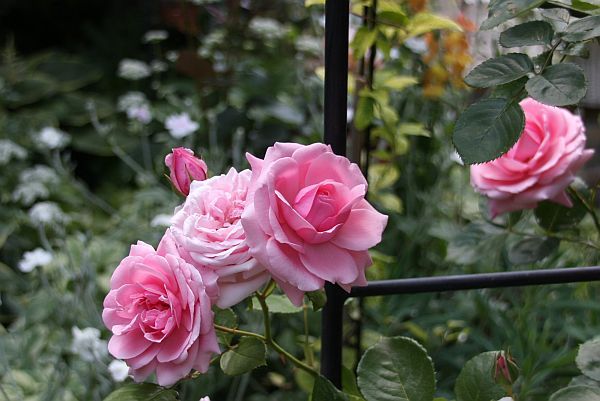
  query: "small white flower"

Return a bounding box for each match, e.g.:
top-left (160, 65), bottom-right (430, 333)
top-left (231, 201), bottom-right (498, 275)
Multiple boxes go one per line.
top-left (199, 397), bottom-right (211, 401)
top-left (13, 182), bottom-right (49, 205)
top-left (36, 127), bottom-right (69, 150)
top-left (118, 59), bottom-right (151, 80)
top-left (296, 35), bottom-right (321, 54)
top-left (151, 213), bottom-right (172, 227)
top-left (20, 165), bottom-right (59, 185)
top-left (70, 327), bottom-right (108, 362)
top-left (18, 248), bottom-right (53, 273)
top-left (165, 113), bottom-right (199, 138)
top-left (0, 139), bottom-right (27, 164)
top-left (143, 30), bottom-right (169, 43)
top-left (108, 360), bottom-right (130, 382)
top-left (404, 37), bottom-right (428, 54)
top-left (166, 51), bottom-right (179, 62)
top-left (117, 92), bottom-right (148, 111)
top-left (29, 202), bottom-right (67, 225)
top-left (498, 398), bottom-right (514, 401)
top-left (150, 60), bottom-right (168, 73)
top-left (249, 17), bottom-right (287, 39)
top-left (126, 104), bottom-right (152, 124)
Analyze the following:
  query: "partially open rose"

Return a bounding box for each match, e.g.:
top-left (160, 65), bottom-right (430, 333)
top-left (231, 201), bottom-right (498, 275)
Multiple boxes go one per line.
top-left (242, 143), bottom-right (388, 306)
top-left (471, 98), bottom-right (594, 217)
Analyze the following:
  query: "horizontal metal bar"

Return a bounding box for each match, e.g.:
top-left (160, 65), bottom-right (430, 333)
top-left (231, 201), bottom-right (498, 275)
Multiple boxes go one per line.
top-left (350, 266), bottom-right (600, 298)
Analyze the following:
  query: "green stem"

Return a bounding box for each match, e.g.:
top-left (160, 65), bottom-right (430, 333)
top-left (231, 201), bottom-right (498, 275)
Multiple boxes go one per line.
top-left (214, 324), bottom-right (265, 341)
top-left (568, 187), bottom-right (600, 237)
top-left (256, 294), bottom-right (318, 377)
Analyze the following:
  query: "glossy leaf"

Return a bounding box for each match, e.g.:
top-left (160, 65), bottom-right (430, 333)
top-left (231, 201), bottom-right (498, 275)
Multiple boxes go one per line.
top-left (220, 337), bottom-right (267, 376)
top-left (455, 352), bottom-right (506, 401)
top-left (508, 237), bottom-right (560, 265)
top-left (499, 21), bottom-right (554, 47)
top-left (103, 383), bottom-right (179, 401)
top-left (526, 63), bottom-right (587, 106)
top-left (312, 375), bottom-right (349, 401)
top-left (550, 386), bottom-right (600, 401)
top-left (464, 53), bottom-right (533, 88)
top-left (251, 294), bottom-right (302, 314)
top-left (481, 0), bottom-right (545, 30)
top-left (548, 0), bottom-right (600, 15)
top-left (534, 197), bottom-right (586, 231)
top-left (352, 27), bottom-right (378, 59)
top-left (576, 338), bottom-right (600, 380)
top-left (307, 290), bottom-right (327, 311)
top-left (563, 15), bottom-right (600, 42)
top-left (357, 336), bottom-right (435, 401)
top-left (214, 308), bottom-right (238, 345)
top-left (452, 98), bottom-right (525, 165)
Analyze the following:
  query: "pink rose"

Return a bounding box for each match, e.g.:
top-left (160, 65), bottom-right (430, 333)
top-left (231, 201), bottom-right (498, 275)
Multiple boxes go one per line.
top-left (102, 233), bottom-right (220, 387)
top-left (241, 143), bottom-right (388, 306)
top-left (165, 148), bottom-right (208, 196)
top-left (471, 98), bottom-right (594, 217)
top-left (171, 168), bottom-right (270, 308)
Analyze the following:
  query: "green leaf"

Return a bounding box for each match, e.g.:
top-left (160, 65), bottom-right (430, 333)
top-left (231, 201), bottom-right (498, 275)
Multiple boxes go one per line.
top-left (305, 0), bottom-right (325, 6)
top-left (342, 366), bottom-right (363, 399)
top-left (103, 383), bottom-right (179, 401)
top-left (481, 0), bottom-right (546, 30)
top-left (405, 13), bottom-right (462, 38)
top-left (508, 237), bottom-right (560, 265)
top-left (550, 386), bottom-right (600, 401)
top-left (32, 53), bottom-right (103, 92)
top-left (563, 15), bottom-right (600, 42)
top-left (220, 337), bottom-right (267, 376)
top-left (500, 21), bottom-right (554, 47)
top-left (355, 96), bottom-right (375, 130)
top-left (491, 76), bottom-right (528, 100)
top-left (352, 27), bottom-right (378, 59)
top-left (379, 75), bottom-right (419, 91)
top-left (251, 294), bottom-right (302, 314)
top-left (307, 290), bottom-right (327, 311)
top-left (576, 338), bottom-right (600, 380)
top-left (357, 336), bottom-right (435, 401)
top-left (312, 375), bottom-right (349, 401)
top-left (398, 122), bottom-right (430, 137)
top-left (214, 308), bottom-right (238, 345)
top-left (464, 54), bottom-right (533, 88)
top-left (452, 98), bottom-right (525, 165)
top-left (534, 197), bottom-right (587, 231)
top-left (548, 0), bottom-right (600, 15)
top-left (526, 63), bottom-right (587, 106)
top-left (455, 352), bottom-right (506, 401)
top-left (0, 75), bottom-right (57, 108)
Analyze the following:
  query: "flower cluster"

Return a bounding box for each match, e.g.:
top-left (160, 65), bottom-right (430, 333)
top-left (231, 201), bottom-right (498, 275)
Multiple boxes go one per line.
top-left (103, 142), bottom-right (388, 386)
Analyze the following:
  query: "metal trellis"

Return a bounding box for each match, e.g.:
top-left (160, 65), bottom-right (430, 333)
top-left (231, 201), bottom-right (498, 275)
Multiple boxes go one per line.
top-left (320, 0), bottom-right (600, 389)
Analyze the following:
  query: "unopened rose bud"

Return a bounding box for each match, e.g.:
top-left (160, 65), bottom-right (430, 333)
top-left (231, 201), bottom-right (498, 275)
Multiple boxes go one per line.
top-left (165, 147), bottom-right (208, 196)
top-left (493, 351), bottom-right (519, 386)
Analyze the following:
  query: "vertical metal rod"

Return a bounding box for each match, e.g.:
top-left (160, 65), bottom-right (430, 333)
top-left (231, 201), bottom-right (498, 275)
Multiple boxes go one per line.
top-left (321, 0), bottom-right (350, 389)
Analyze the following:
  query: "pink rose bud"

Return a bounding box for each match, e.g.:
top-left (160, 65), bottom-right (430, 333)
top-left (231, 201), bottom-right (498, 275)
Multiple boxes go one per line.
top-left (493, 351), bottom-right (518, 386)
top-left (165, 148), bottom-right (208, 196)
top-left (470, 98), bottom-right (594, 217)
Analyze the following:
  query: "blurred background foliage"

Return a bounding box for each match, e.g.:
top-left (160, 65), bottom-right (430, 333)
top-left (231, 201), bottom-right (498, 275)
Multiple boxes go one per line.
top-left (1, 0), bottom-right (600, 400)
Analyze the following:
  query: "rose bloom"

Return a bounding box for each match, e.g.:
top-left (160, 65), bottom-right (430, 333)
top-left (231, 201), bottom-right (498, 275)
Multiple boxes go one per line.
top-left (471, 98), bottom-right (594, 217)
top-left (241, 143), bottom-right (388, 306)
top-left (165, 148), bottom-right (208, 196)
top-left (102, 233), bottom-right (220, 386)
top-left (171, 168), bottom-right (270, 308)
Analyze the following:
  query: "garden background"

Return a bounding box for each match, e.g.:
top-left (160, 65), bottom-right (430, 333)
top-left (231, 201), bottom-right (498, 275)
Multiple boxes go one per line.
top-left (2, 0), bottom-right (600, 400)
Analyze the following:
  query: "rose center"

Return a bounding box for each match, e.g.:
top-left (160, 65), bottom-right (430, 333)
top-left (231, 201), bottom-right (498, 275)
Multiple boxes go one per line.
top-left (293, 182), bottom-right (340, 231)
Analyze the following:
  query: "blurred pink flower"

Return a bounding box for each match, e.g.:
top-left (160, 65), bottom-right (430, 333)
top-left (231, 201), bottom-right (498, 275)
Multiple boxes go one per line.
top-left (241, 143), bottom-right (388, 306)
top-left (471, 98), bottom-right (594, 217)
top-left (171, 168), bottom-right (270, 308)
top-left (165, 148), bottom-right (208, 196)
top-left (102, 234), bottom-right (220, 387)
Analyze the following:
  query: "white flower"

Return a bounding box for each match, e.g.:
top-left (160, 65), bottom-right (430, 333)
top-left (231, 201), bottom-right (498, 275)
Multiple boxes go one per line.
top-left (20, 165), bottom-right (59, 185)
top-left (165, 113), bottom-right (199, 138)
top-left (29, 202), bottom-right (67, 225)
top-left (498, 398), bottom-right (514, 401)
top-left (108, 360), bottom-right (130, 382)
top-left (36, 127), bottom-right (69, 150)
top-left (150, 60), bottom-right (168, 73)
top-left (118, 59), bottom-right (151, 80)
top-left (249, 17), bottom-right (287, 39)
top-left (166, 51), bottom-right (179, 62)
top-left (18, 248), bottom-right (53, 273)
top-left (117, 92), bottom-right (147, 111)
top-left (404, 37), bottom-right (428, 54)
top-left (70, 327), bottom-right (108, 362)
top-left (0, 139), bottom-right (27, 164)
top-left (143, 30), bottom-right (169, 43)
top-left (126, 104), bottom-right (152, 124)
top-left (296, 35), bottom-right (321, 54)
top-left (151, 213), bottom-right (172, 227)
top-left (199, 397), bottom-right (211, 401)
top-left (13, 182), bottom-right (49, 205)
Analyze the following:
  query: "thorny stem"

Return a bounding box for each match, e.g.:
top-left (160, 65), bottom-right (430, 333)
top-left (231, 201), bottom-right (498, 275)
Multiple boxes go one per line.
top-left (568, 187), bottom-right (600, 237)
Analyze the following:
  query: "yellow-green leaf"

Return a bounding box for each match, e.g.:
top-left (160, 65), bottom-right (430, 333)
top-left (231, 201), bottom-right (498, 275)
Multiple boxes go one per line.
top-left (405, 13), bottom-right (462, 38)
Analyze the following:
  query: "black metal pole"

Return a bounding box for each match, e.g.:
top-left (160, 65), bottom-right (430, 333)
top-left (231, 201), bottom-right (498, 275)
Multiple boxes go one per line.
top-left (321, 0), bottom-right (350, 389)
top-left (350, 266), bottom-right (600, 297)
